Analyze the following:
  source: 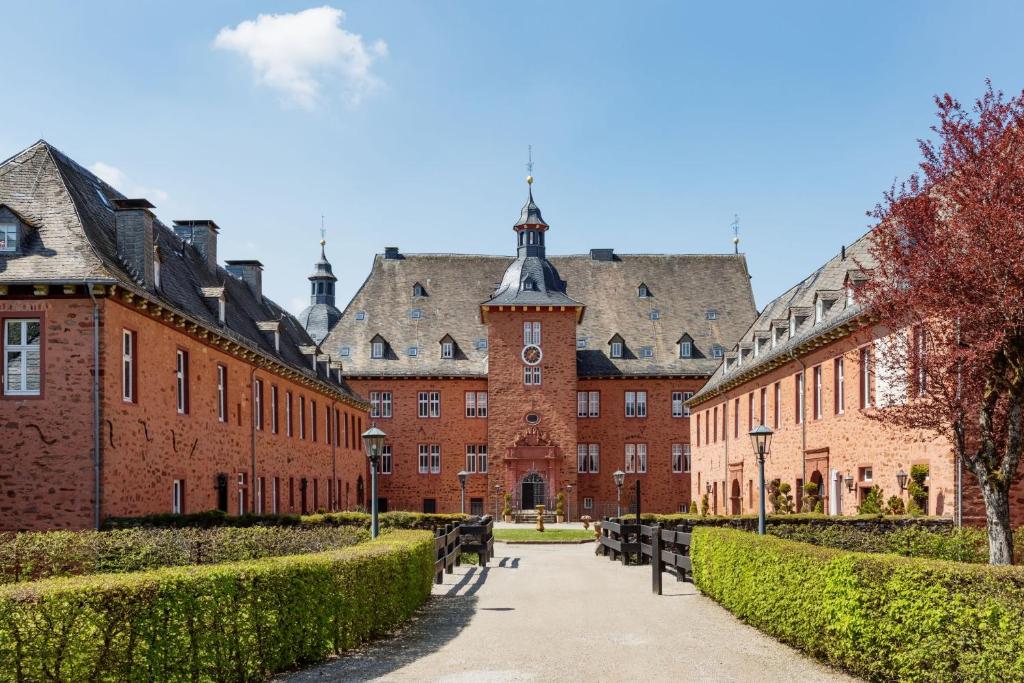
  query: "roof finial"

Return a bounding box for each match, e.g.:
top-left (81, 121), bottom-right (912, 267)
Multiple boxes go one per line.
top-left (731, 214), bottom-right (740, 254)
top-left (526, 144), bottom-right (534, 185)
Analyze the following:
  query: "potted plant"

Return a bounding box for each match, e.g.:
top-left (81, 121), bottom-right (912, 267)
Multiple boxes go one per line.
top-left (502, 493), bottom-right (513, 523)
top-left (535, 504), bottom-right (545, 532)
top-left (580, 514), bottom-right (592, 530)
top-left (555, 492), bottom-right (565, 523)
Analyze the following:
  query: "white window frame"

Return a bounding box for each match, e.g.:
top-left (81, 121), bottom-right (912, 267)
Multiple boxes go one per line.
top-left (371, 341), bottom-right (384, 359)
top-left (216, 365), bottom-right (227, 422)
top-left (121, 329), bottom-right (134, 402)
top-left (523, 321), bottom-right (541, 346)
top-left (3, 319), bottom-right (41, 396)
top-left (589, 444), bottom-right (600, 473)
top-left (577, 444), bottom-right (587, 473)
top-left (0, 223), bottom-right (17, 252)
top-left (637, 443), bottom-right (647, 473)
top-left (466, 391), bottom-right (477, 417)
top-left (172, 479), bottom-right (184, 514)
top-left (814, 366), bottom-right (822, 420)
top-left (286, 391), bottom-right (293, 437)
top-left (418, 444), bottom-right (429, 474)
top-left (298, 397), bottom-right (306, 439)
top-left (680, 341), bottom-right (692, 358)
top-left (578, 391), bottom-right (588, 418)
top-left (442, 341), bottom-right (453, 359)
top-left (380, 444), bottom-right (393, 474)
top-left (672, 444), bottom-right (684, 473)
top-left (476, 392), bottom-right (487, 418)
top-left (271, 385), bottom-right (278, 434)
top-left (836, 358), bottom-right (845, 414)
top-left (636, 391), bottom-right (647, 418)
top-left (684, 444), bottom-right (691, 472)
top-left (611, 341), bottom-right (623, 358)
top-left (429, 391), bottom-right (440, 417)
top-left (466, 445), bottom-right (477, 473)
top-left (256, 476), bottom-right (264, 514)
top-left (861, 347), bottom-right (872, 408)
top-left (254, 379), bottom-right (264, 431)
top-left (524, 366), bottom-right (541, 385)
top-left (625, 444), bottom-right (636, 473)
top-left (583, 497), bottom-right (594, 510)
top-left (478, 445), bottom-right (488, 473)
top-left (625, 391), bottom-right (636, 417)
top-left (418, 391), bottom-right (429, 418)
top-left (175, 349), bottom-right (188, 414)
top-left (430, 444), bottom-right (441, 474)
top-left (271, 477), bottom-right (279, 514)
top-left (672, 391), bottom-right (683, 418)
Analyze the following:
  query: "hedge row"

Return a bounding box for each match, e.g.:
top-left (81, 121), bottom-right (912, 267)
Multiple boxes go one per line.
top-left (692, 528), bottom-right (1024, 682)
top-left (0, 525), bottom-right (367, 584)
top-left (0, 530), bottom-right (434, 682)
top-left (631, 512), bottom-right (953, 532)
top-left (102, 509), bottom-right (466, 531)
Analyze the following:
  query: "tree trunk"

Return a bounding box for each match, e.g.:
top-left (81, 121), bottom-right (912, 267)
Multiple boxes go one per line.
top-left (980, 476), bottom-right (1015, 564)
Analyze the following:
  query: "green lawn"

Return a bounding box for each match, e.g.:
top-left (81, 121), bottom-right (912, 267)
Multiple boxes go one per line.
top-left (494, 528), bottom-right (595, 543)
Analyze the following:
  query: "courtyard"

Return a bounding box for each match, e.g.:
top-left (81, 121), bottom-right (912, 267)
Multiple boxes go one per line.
top-left (282, 540), bottom-right (854, 682)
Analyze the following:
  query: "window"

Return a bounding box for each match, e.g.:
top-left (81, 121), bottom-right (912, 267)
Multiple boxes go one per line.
top-left (216, 365), bottom-right (227, 422)
top-left (794, 372), bottom-right (804, 424)
top-left (711, 345), bottom-right (724, 359)
top-left (576, 338), bottom-right (587, 349)
top-left (524, 366), bottom-right (541, 385)
top-left (0, 223), bottom-right (17, 252)
top-left (172, 480), bottom-right (184, 514)
top-left (773, 382), bottom-right (781, 429)
top-left (760, 387), bottom-right (767, 425)
top-left (523, 321), bottom-right (541, 346)
top-left (286, 391), bottom-right (293, 437)
top-left (407, 346), bottom-right (418, 357)
top-left (271, 386), bottom-right (279, 433)
top-left (672, 444), bottom-right (690, 473)
top-left (860, 347), bottom-right (872, 408)
top-left (835, 358), bottom-right (845, 414)
top-left (577, 444), bottom-right (587, 473)
top-left (256, 477), bottom-right (265, 514)
top-left (734, 398), bottom-right (740, 437)
top-left (588, 444), bottom-right (600, 473)
top-left (423, 498), bottom-right (437, 513)
top-left (861, 466), bottom-right (873, 482)
top-left (175, 349), bottom-right (189, 414)
top-left (577, 444), bottom-right (599, 473)
top-left (625, 444), bottom-right (647, 473)
top-left (583, 497), bottom-right (594, 510)
top-left (748, 393), bottom-right (754, 432)
top-left (578, 391), bottom-right (600, 418)
top-left (680, 391), bottom-right (693, 417)
top-left (255, 379), bottom-right (264, 430)
top-left (340, 347), bottom-right (351, 357)
top-left (637, 283), bottom-right (650, 298)
top-left (410, 309), bottom-right (422, 321)
top-left (418, 444), bottom-right (429, 474)
top-left (624, 391), bottom-right (647, 418)
top-left (413, 283), bottom-right (426, 297)
top-left (442, 341), bottom-right (453, 359)
top-left (430, 391), bottom-right (440, 417)
top-left (680, 341), bottom-right (692, 358)
top-left (430, 444), bottom-right (441, 473)
top-left (355, 311), bottom-right (366, 320)
top-left (650, 310), bottom-right (660, 321)
top-left (466, 445), bottom-right (477, 473)
top-left (418, 392), bottom-right (429, 418)
top-left (813, 366), bottom-right (823, 419)
top-left (380, 444), bottom-right (392, 474)
top-left (271, 477), bottom-right (279, 514)
top-left (466, 391), bottom-right (477, 417)
top-left (706, 309), bottom-right (718, 320)
top-left (696, 414), bottom-right (702, 446)
top-left (299, 397), bottom-right (306, 439)
top-left (371, 341), bottom-right (384, 359)
top-left (915, 328), bottom-right (928, 397)
top-left (121, 330), bottom-right (135, 402)
top-left (476, 392), bottom-right (487, 418)
top-left (625, 391), bottom-right (635, 417)
top-left (611, 341), bottom-right (623, 358)
top-left (639, 346), bottom-right (653, 359)
top-left (371, 391), bottom-right (393, 418)
top-left (311, 401), bottom-right (318, 442)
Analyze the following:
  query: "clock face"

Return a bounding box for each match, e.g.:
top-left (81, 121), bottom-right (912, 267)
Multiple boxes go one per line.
top-left (522, 344), bottom-right (543, 366)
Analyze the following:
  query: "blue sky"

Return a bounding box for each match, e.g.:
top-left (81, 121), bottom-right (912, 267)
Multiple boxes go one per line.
top-left (4, 1), bottom-right (1023, 314)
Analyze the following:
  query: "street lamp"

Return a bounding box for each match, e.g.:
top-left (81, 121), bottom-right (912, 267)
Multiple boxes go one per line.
top-left (613, 470), bottom-right (625, 518)
top-left (844, 472), bottom-right (855, 493)
top-left (565, 483), bottom-right (574, 522)
top-left (361, 425), bottom-right (386, 539)
top-left (896, 469), bottom-right (909, 492)
top-left (457, 470), bottom-right (469, 514)
top-left (749, 424), bottom-right (774, 536)
top-left (493, 482), bottom-right (502, 520)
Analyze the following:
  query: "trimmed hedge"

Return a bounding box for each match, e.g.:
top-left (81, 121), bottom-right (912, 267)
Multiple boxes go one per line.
top-left (632, 512), bottom-right (953, 531)
top-left (692, 528), bottom-right (1024, 682)
top-left (0, 530), bottom-right (434, 682)
top-left (103, 509), bottom-right (466, 531)
top-left (0, 525), bottom-right (367, 583)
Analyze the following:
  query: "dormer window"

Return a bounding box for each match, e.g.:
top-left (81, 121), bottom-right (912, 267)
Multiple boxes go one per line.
top-left (637, 283), bottom-right (651, 298)
top-left (815, 298), bottom-right (823, 323)
top-left (442, 341), bottom-right (453, 359)
top-left (218, 296), bottom-right (226, 324)
top-left (706, 309), bottom-right (718, 320)
top-left (413, 282), bottom-right (427, 298)
top-left (611, 342), bottom-right (623, 358)
top-left (153, 250), bottom-right (162, 289)
top-left (680, 341), bottom-right (692, 358)
top-left (0, 223), bottom-right (18, 253)
top-left (370, 335), bottom-right (388, 359)
top-left (846, 286), bottom-right (854, 307)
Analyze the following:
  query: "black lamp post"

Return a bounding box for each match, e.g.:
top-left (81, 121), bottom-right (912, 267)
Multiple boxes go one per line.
top-left (613, 470), bottom-right (625, 518)
top-left (896, 469), bottom-right (909, 492)
top-left (565, 483), bottom-right (574, 522)
top-left (361, 425), bottom-right (386, 539)
top-left (494, 482), bottom-right (502, 519)
top-left (457, 470), bottom-right (469, 514)
top-left (749, 424), bottom-right (774, 535)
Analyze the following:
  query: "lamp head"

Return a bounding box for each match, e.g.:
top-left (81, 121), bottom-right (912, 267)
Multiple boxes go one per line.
top-left (749, 424), bottom-right (774, 457)
top-left (613, 470), bottom-right (626, 488)
top-left (361, 425), bottom-right (386, 463)
top-left (458, 470), bottom-right (469, 486)
top-left (896, 468), bottom-right (909, 491)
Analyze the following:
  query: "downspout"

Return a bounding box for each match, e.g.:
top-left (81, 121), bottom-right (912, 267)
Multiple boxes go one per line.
top-left (331, 401), bottom-right (337, 512)
top-left (87, 283), bottom-right (102, 530)
top-left (250, 367), bottom-right (258, 514)
top-left (789, 349), bottom-right (808, 505)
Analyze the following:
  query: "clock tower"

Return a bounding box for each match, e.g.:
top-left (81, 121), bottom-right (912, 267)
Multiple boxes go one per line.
top-left (481, 176), bottom-right (584, 516)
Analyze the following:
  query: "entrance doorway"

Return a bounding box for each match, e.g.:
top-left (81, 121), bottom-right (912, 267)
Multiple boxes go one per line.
top-left (521, 473), bottom-right (546, 509)
top-left (730, 479), bottom-right (741, 515)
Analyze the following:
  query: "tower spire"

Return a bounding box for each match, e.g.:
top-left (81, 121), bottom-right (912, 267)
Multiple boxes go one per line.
top-left (731, 214), bottom-right (740, 254)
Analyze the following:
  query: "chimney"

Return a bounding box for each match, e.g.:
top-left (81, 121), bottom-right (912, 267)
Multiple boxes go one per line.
top-left (113, 199), bottom-right (156, 288)
top-left (590, 248), bottom-right (615, 262)
top-left (383, 247), bottom-right (401, 260)
top-left (225, 260), bottom-right (264, 300)
top-left (841, 245), bottom-right (846, 260)
top-left (173, 220), bottom-right (220, 271)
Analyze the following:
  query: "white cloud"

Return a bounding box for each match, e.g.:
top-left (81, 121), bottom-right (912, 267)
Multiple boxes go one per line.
top-left (89, 162), bottom-right (169, 204)
top-left (213, 6), bottom-right (387, 109)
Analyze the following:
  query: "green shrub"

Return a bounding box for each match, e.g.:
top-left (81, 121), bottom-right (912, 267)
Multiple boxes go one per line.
top-left (692, 528), bottom-right (1024, 682)
top-left (301, 511), bottom-right (467, 530)
top-left (767, 523), bottom-right (993, 563)
top-left (700, 494), bottom-right (709, 517)
top-left (857, 485), bottom-right (885, 514)
top-left (0, 531), bottom-right (434, 682)
top-left (909, 464), bottom-right (929, 514)
top-left (688, 501), bottom-right (698, 514)
top-left (0, 526), bottom-right (368, 584)
top-left (102, 509), bottom-right (303, 529)
top-left (885, 495), bottom-right (906, 515)
top-left (801, 481), bottom-right (821, 512)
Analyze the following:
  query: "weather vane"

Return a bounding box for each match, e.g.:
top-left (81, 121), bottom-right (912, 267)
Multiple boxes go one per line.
top-left (320, 215), bottom-right (326, 246)
top-left (526, 145), bottom-right (534, 184)
top-left (731, 214), bottom-right (740, 254)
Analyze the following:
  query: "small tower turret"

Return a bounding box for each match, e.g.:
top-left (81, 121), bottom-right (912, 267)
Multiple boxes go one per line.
top-left (298, 238), bottom-right (342, 344)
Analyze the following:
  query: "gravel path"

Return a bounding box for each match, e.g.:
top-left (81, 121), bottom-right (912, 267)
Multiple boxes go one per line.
top-left (280, 542), bottom-right (857, 682)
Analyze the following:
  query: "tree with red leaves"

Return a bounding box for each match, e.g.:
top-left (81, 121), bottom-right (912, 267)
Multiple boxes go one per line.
top-left (861, 82), bottom-right (1024, 564)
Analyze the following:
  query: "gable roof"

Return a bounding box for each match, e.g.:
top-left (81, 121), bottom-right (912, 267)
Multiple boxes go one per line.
top-left (323, 251), bottom-right (756, 378)
top-left (690, 229), bottom-right (877, 405)
top-left (0, 141), bottom-right (363, 406)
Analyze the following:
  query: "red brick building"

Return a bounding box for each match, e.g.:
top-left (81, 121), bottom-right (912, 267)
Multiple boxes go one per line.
top-left (688, 229), bottom-right (1024, 526)
top-left (0, 141), bottom-right (369, 530)
top-left (318, 178), bottom-right (756, 517)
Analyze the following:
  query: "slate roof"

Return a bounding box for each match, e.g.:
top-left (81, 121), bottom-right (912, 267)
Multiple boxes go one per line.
top-left (0, 141), bottom-right (362, 405)
top-left (323, 250), bottom-right (756, 378)
top-left (689, 230), bottom-right (877, 405)
top-left (484, 255), bottom-right (580, 307)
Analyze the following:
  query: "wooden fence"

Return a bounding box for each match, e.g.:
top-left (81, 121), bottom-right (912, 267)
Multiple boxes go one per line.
top-left (458, 515), bottom-right (494, 567)
top-left (433, 515), bottom-right (496, 583)
top-left (434, 523), bottom-right (462, 584)
top-left (596, 517), bottom-right (693, 595)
